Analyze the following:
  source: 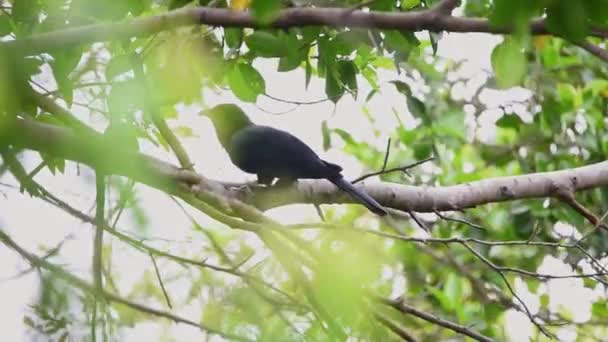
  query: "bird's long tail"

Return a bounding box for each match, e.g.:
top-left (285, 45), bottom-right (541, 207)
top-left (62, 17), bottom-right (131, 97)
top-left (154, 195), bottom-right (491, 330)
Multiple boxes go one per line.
top-left (329, 177), bottom-right (387, 216)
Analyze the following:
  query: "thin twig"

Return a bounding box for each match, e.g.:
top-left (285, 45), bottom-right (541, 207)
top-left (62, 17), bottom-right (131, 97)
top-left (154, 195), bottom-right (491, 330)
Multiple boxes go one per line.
top-left (433, 210), bottom-right (485, 230)
top-left (407, 211), bottom-right (429, 232)
top-left (381, 138), bottom-right (391, 172)
top-left (18, 179), bottom-right (302, 306)
top-left (0, 234), bottom-right (73, 281)
top-left (373, 311), bottom-right (418, 342)
top-left (93, 173), bottom-right (105, 293)
top-left (0, 229), bottom-right (253, 342)
top-left (381, 297), bottom-right (493, 342)
top-left (314, 203), bottom-right (326, 221)
top-left (576, 209), bottom-right (608, 244)
top-left (352, 157), bottom-right (434, 184)
top-left (26, 161), bottom-right (47, 179)
top-left (255, 103), bottom-right (300, 115)
top-left (461, 242), bottom-right (555, 338)
top-left (149, 253), bottom-right (173, 309)
top-left (263, 93), bottom-right (331, 105)
top-left (527, 221), bottom-right (542, 242)
top-left (554, 188), bottom-right (608, 231)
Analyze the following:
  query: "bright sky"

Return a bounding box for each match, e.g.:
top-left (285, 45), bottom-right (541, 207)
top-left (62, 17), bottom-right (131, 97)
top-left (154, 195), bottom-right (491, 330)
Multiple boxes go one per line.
top-left (0, 30), bottom-right (602, 341)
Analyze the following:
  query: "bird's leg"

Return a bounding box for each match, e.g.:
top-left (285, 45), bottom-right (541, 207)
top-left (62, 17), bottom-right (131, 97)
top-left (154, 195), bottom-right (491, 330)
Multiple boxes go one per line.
top-left (257, 174), bottom-right (275, 187)
top-left (228, 180), bottom-right (260, 192)
top-left (228, 174), bottom-right (274, 196)
top-left (274, 177), bottom-right (297, 188)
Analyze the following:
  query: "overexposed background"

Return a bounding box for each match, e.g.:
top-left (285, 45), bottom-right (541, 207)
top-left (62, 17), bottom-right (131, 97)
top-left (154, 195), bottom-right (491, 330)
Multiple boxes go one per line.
top-left (0, 29), bottom-right (601, 341)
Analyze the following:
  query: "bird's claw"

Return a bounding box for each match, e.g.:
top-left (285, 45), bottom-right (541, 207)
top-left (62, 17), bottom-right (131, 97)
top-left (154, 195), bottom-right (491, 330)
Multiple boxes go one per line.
top-left (229, 181), bottom-right (265, 195)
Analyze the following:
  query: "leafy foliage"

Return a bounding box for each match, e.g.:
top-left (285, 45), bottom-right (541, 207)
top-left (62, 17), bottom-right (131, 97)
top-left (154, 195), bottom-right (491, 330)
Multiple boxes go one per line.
top-left (1, 0), bottom-right (608, 341)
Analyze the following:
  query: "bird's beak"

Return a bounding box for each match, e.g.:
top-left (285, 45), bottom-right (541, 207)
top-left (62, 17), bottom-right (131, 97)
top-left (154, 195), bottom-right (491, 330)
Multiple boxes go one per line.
top-left (200, 109), bottom-right (211, 117)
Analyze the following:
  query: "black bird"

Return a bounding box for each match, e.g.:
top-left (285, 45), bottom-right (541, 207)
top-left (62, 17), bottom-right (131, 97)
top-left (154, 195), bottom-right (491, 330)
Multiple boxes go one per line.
top-left (203, 104), bottom-right (387, 216)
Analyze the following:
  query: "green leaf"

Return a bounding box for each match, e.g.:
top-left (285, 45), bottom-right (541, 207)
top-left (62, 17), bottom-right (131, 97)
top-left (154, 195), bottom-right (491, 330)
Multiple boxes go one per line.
top-left (584, 0), bottom-right (608, 25)
top-left (337, 60), bottom-right (358, 94)
top-left (227, 63), bottom-right (266, 102)
top-left (434, 110), bottom-right (466, 140)
top-left (70, 0), bottom-right (131, 22)
top-left (489, 0), bottom-right (540, 32)
top-left (174, 126), bottom-right (197, 138)
top-left (224, 28), bottom-right (243, 49)
top-left (391, 80), bottom-right (412, 96)
top-left (370, 0), bottom-right (395, 11)
top-left (332, 31), bottom-right (367, 56)
top-left (299, 26), bottom-right (321, 45)
top-left (332, 128), bottom-right (355, 145)
top-left (321, 120), bottom-right (330, 151)
top-left (39, 152), bottom-right (66, 175)
top-left (278, 39), bottom-right (306, 72)
top-left (427, 286), bottom-right (453, 311)
top-left (169, 0), bottom-right (193, 9)
top-left (317, 36), bottom-right (333, 78)
top-left (443, 273), bottom-right (463, 309)
top-left (50, 49), bottom-right (82, 106)
top-left (482, 303), bottom-right (504, 324)
top-left (20, 57), bottom-right (44, 78)
top-left (105, 121), bottom-right (139, 151)
top-left (325, 69), bottom-right (344, 102)
top-left (585, 79), bottom-right (608, 98)
top-left (371, 56), bottom-right (395, 70)
top-left (384, 30), bottom-right (417, 58)
top-left (107, 80), bottom-right (145, 117)
top-left (305, 59), bottom-right (312, 89)
top-left (127, 0), bottom-right (149, 15)
top-left (546, 1), bottom-right (588, 42)
top-left (591, 300), bottom-right (608, 317)
top-left (402, 0), bottom-right (421, 9)
top-left (106, 54), bottom-right (132, 80)
top-left (407, 96), bottom-right (426, 122)
top-left (362, 67), bottom-right (378, 89)
top-left (557, 83), bottom-right (582, 110)
top-left (491, 38), bottom-right (526, 88)
top-left (13, 0), bottom-right (40, 26)
top-left (0, 14), bottom-right (12, 36)
top-left (413, 141), bottom-right (433, 159)
top-left (365, 89), bottom-right (378, 102)
top-left (496, 114), bottom-right (524, 129)
top-left (244, 31), bottom-right (287, 57)
top-left (251, 0), bottom-right (282, 24)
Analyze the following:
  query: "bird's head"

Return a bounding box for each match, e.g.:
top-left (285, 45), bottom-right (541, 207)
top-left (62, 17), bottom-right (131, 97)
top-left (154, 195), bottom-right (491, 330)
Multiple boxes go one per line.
top-left (202, 103), bottom-right (253, 147)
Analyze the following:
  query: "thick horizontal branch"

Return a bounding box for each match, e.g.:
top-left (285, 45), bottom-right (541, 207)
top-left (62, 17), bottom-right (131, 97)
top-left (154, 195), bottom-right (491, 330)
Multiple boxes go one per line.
top-left (2, 6), bottom-right (607, 56)
top-left (4, 118), bottom-right (608, 214)
top-left (249, 161), bottom-right (608, 212)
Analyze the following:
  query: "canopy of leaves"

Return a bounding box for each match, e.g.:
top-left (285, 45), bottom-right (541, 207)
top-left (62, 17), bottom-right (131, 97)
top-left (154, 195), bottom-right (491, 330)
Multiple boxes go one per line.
top-left (1, 0), bottom-right (608, 341)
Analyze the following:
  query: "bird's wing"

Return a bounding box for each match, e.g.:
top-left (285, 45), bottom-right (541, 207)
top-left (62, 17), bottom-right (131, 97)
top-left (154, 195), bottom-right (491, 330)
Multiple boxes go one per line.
top-left (230, 125), bottom-right (334, 179)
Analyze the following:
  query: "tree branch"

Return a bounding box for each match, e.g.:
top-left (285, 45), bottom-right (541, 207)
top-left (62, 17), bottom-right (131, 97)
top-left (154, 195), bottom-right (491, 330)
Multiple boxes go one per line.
top-left (5, 117), bottom-right (608, 216)
top-left (574, 40), bottom-right (608, 63)
top-left (2, 7), bottom-right (608, 56)
top-left (373, 311), bottom-right (418, 342)
top-left (149, 253), bottom-right (173, 309)
top-left (380, 298), bottom-right (493, 342)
